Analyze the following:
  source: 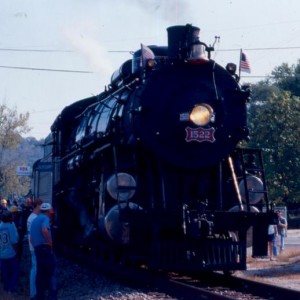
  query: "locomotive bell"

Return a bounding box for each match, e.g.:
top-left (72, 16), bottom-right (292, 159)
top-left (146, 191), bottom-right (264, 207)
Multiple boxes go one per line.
top-left (167, 24), bottom-right (200, 60)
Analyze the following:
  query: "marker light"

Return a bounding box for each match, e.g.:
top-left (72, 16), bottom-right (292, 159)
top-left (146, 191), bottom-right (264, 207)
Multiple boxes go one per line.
top-left (226, 63), bottom-right (237, 75)
top-left (147, 59), bottom-right (156, 68)
top-left (189, 104), bottom-right (213, 126)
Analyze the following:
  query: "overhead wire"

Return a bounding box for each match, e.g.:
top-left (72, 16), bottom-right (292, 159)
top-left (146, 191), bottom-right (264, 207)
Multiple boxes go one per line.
top-left (0, 65), bottom-right (93, 73)
top-left (0, 48), bottom-right (72, 52)
top-left (217, 46), bottom-right (300, 52)
top-left (1, 45), bottom-right (300, 54)
top-left (0, 46), bottom-right (299, 75)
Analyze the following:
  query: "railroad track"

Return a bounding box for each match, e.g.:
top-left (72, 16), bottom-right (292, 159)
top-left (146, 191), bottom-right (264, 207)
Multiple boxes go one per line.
top-left (168, 271), bottom-right (300, 299)
top-left (59, 245), bottom-right (300, 300)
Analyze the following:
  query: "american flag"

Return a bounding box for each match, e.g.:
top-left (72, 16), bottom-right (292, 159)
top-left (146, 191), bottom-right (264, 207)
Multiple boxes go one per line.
top-left (140, 44), bottom-right (155, 68)
top-left (240, 50), bottom-right (251, 73)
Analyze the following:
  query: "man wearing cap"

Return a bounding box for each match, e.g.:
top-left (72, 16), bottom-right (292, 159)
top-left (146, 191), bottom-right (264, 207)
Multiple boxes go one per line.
top-left (30, 203), bottom-right (57, 300)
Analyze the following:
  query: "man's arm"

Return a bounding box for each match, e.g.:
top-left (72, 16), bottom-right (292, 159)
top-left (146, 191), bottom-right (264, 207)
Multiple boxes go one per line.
top-left (42, 226), bottom-right (53, 247)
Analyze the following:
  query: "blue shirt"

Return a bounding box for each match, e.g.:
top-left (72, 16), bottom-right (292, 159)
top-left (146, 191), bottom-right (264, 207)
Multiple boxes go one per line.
top-left (0, 221), bottom-right (19, 259)
top-left (30, 213), bottom-right (51, 247)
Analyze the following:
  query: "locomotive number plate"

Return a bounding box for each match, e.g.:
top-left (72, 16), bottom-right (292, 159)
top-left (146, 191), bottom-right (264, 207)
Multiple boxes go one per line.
top-left (185, 127), bottom-right (215, 143)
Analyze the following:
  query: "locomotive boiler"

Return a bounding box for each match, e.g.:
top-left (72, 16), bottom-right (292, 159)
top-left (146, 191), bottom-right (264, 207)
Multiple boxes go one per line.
top-left (33, 24), bottom-right (276, 273)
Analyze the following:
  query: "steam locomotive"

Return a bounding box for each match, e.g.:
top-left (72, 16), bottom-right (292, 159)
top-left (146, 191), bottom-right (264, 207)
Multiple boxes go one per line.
top-left (32, 24), bottom-right (276, 273)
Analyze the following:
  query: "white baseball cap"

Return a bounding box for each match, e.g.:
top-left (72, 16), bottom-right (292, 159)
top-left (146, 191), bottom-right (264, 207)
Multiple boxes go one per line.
top-left (40, 203), bottom-right (52, 211)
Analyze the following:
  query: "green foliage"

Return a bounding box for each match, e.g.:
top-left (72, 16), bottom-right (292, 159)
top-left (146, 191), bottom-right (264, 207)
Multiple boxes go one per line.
top-left (271, 59), bottom-right (300, 96)
top-left (0, 105), bottom-right (30, 150)
top-left (0, 105), bottom-right (43, 199)
top-left (0, 137), bottom-right (44, 198)
top-left (0, 163), bottom-right (31, 198)
top-left (248, 65), bottom-right (300, 207)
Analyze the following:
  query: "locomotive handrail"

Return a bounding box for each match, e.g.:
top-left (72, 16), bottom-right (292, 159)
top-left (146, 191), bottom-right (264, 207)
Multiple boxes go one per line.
top-left (228, 156), bottom-right (244, 211)
top-left (77, 78), bottom-right (139, 120)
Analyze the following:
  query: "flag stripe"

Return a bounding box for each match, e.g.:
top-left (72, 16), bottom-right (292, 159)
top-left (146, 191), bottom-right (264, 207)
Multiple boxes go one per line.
top-left (240, 51), bottom-right (251, 73)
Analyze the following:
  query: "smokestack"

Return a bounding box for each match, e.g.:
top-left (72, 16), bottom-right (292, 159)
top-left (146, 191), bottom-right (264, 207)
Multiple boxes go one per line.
top-left (167, 24), bottom-right (200, 60)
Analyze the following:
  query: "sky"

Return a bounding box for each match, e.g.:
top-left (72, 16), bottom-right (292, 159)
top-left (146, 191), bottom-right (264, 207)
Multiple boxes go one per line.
top-left (1, 0), bottom-right (300, 139)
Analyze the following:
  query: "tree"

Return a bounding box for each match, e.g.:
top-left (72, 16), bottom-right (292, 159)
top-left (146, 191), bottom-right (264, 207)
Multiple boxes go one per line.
top-left (1, 137), bottom-right (44, 199)
top-left (0, 105), bottom-right (31, 199)
top-left (0, 162), bottom-right (31, 199)
top-left (271, 60), bottom-right (300, 97)
top-left (247, 84), bottom-right (300, 206)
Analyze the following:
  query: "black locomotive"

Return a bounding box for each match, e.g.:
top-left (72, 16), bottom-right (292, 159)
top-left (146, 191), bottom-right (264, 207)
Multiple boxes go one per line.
top-left (33, 24), bottom-right (276, 273)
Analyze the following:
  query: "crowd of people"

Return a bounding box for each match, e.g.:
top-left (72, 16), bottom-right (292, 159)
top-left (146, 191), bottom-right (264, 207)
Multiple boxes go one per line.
top-left (0, 197), bottom-right (57, 300)
top-left (0, 196), bottom-right (289, 298)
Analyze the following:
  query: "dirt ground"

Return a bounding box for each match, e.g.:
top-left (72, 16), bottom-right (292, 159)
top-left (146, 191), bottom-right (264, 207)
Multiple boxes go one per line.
top-left (1, 231), bottom-right (299, 299)
top-left (235, 230), bottom-right (300, 291)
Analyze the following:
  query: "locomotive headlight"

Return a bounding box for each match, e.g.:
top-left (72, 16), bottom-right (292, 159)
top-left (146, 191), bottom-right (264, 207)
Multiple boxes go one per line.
top-left (107, 173), bottom-right (136, 201)
top-left (190, 104), bottom-right (213, 126)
